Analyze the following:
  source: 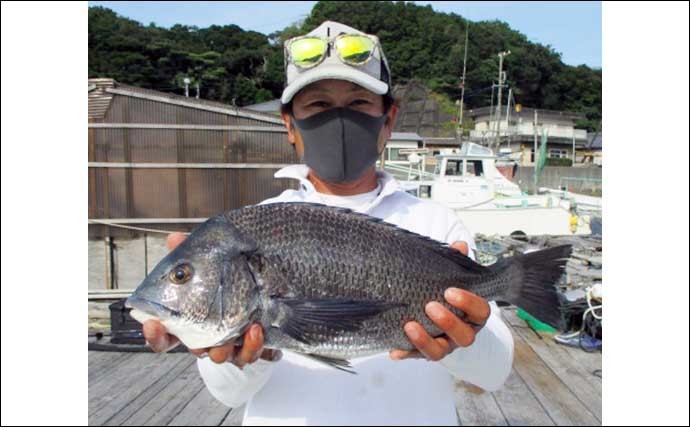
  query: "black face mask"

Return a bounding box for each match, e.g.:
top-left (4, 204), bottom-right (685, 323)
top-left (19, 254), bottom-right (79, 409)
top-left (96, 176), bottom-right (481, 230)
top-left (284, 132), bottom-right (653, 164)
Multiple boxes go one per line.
top-left (291, 107), bottom-right (387, 183)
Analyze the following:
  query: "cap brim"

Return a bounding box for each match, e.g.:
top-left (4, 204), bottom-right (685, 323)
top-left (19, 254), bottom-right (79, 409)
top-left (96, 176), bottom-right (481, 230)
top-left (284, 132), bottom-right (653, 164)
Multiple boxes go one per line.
top-left (281, 64), bottom-right (389, 104)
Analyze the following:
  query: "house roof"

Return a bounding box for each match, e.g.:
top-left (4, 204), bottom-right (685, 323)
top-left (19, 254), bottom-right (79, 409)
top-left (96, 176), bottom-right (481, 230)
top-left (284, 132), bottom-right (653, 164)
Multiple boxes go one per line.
top-left (389, 132), bottom-right (423, 141)
top-left (87, 78), bottom-right (282, 124)
top-left (88, 78), bottom-right (115, 119)
top-left (423, 137), bottom-right (459, 146)
top-left (588, 133), bottom-right (602, 149)
top-left (466, 106), bottom-right (585, 123)
top-left (244, 99), bottom-right (282, 113)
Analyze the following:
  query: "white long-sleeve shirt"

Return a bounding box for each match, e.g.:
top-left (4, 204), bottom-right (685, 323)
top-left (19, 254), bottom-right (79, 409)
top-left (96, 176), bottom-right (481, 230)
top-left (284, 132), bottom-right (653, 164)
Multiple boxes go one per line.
top-left (197, 165), bottom-right (514, 425)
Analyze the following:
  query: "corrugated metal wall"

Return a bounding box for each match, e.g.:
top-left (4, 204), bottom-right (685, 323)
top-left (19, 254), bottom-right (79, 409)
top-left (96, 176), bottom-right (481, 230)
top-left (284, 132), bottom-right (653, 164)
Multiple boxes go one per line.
top-left (89, 90), bottom-right (300, 238)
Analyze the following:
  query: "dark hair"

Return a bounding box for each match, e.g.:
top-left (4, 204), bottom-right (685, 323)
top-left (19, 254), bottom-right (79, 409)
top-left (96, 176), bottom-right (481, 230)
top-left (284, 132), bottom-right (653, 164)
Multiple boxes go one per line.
top-left (280, 90), bottom-right (397, 117)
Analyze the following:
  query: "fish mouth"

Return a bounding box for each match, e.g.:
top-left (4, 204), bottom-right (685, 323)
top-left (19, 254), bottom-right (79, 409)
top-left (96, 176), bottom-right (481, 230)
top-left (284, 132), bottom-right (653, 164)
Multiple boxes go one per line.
top-left (125, 295), bottom-right (181, 319)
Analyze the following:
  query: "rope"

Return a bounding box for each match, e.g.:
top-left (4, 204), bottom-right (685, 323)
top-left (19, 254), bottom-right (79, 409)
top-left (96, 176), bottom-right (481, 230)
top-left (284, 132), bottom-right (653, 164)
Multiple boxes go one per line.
top-left (88, 220), bottom-right (190, 235)
top-left (456, 198), bottom-right (496, 210)
top-left (554, 285), bottom-right (602, 353)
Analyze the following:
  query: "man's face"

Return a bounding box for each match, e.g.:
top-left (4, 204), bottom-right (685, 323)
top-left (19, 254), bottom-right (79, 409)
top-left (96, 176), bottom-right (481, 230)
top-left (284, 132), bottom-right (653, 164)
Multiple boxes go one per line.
top-left (281, 79), bottom-right (398, 158)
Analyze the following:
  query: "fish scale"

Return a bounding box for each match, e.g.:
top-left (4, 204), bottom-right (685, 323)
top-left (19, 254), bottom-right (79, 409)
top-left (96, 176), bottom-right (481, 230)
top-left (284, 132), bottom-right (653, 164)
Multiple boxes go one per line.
top-left (227, 204), bottom-right (502, 354)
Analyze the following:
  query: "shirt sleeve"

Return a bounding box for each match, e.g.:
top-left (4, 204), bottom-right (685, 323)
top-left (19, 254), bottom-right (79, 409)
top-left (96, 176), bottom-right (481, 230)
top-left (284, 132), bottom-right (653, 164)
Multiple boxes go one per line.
top-left (444, 212), bottom-right (478, 260)
top-left (439, 302), bottom-right (514, 392)
top-left (441, 211), bottom-right (514, 391)
top-left (197, 357), bottom-right (276, 408)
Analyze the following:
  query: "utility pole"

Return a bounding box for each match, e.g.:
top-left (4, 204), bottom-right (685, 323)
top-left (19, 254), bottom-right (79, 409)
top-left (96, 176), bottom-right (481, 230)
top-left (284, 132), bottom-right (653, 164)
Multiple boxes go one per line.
top-left (533, 108), bottom-right (538, 194)
top-left (458, 24), bottom-right (469, 143)
top-left (493, 50), bottom-right (511, 150)
top-left (195, 82), bottom-right (200, 99)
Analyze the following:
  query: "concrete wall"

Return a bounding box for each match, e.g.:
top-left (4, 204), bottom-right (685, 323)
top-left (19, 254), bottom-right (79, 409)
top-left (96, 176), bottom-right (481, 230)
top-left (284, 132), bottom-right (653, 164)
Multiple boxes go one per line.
top-left (514, 166), bottom-right (602, 195)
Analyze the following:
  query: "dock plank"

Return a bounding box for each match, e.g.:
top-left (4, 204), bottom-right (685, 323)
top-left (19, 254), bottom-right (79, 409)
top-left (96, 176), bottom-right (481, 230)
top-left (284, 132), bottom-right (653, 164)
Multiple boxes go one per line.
top-left (491, 370), bottom-right (556, 426)
top-left (219, 404), bottom-right (246, 426)
top-left (511, 333), bottom-right (600, 425)
top-left (88, 322), bottom-right (603, 427)
top-left (560, 343), bottom-right (602, 379)
top-left (120, 359), bottom-right (205, 426)
top-left (89, 353), bottom-right (190, 425)
top-left (89, 352), bottom-right (136, 386)
top-left (167, 387), bottom-right (233, 426)
top-left (453, 380), bottom-right (508, 426)
top-left (503, 310), bottom-right (602, 419)
top-left (88, 351), bottom-right (118, 369)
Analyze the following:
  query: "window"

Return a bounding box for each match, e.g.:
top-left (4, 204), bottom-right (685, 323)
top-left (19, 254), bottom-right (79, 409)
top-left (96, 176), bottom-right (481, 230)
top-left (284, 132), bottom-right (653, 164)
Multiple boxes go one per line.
top-left (549, 149), bottom-right (568, 159)
top-left (388, 148), bottom-right (409, 161)
top-left (466, 160), bottom-right (484, 177)
top-left (445, 160), bottom-right (463, 176)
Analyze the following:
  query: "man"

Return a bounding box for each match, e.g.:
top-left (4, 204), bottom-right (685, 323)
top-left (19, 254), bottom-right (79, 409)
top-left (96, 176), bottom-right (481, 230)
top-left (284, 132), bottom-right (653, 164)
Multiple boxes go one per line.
top-left (144, 21), bottom-right (513, 425)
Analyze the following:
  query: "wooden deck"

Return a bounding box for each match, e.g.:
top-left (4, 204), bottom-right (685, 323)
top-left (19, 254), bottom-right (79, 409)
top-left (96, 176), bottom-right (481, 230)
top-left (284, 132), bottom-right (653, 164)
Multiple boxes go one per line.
top-left (88, 309), bottom-right (601, 426)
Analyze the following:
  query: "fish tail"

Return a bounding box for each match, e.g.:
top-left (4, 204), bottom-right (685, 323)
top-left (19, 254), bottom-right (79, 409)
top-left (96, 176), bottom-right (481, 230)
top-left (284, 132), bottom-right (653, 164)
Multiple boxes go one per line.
top-left (492, 245), bottom-right (572, 329)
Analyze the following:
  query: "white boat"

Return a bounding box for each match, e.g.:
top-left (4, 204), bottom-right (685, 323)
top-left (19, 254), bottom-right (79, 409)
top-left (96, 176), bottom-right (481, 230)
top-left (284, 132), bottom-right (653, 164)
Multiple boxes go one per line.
top-left (386, 143), bottom-right (600, 236)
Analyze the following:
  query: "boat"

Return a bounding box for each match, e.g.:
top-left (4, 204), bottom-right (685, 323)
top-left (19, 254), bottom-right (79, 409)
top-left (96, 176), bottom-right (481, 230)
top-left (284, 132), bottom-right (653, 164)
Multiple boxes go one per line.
top-left (384, 143), bottom-right (600, 236)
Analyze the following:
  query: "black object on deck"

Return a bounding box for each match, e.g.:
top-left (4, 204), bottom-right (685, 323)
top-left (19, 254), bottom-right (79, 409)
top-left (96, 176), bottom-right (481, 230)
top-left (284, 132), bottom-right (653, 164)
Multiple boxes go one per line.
top-left (109, 299), bottom-right (145, 345)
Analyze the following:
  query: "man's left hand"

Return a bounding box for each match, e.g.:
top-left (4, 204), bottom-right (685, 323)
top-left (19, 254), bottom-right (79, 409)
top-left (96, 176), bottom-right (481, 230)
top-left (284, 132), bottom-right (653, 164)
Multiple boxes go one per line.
top-left (390, 241), bottom-right (491, 361)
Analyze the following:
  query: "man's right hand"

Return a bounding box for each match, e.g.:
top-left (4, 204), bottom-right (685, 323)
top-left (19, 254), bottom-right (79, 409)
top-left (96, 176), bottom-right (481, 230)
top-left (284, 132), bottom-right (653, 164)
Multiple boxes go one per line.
top-left (141, 232), bottom-right (281, 367)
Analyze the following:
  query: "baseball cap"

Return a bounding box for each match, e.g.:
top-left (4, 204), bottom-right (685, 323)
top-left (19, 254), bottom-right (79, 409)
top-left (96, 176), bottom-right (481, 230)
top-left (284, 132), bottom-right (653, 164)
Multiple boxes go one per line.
top-left (281, 21), bottom-right (391, 104)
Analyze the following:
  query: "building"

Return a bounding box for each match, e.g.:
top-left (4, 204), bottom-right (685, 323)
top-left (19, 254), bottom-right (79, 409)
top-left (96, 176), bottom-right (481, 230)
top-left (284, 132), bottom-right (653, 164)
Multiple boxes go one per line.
top-left (88, 78), bottom-right (299, 237)
top-left (465, 106), bottom-right (588, 166)
top-left (244, 99), bottom-right (281, 114)
top-left (577, 132), bottom-right (602, 166)
top-left (383, 132), bottom-right (424, 163)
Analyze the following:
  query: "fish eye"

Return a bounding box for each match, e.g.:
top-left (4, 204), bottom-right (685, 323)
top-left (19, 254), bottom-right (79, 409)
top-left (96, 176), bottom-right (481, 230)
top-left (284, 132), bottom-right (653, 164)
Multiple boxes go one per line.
top-left (169, 264), bottom-right (193, 285)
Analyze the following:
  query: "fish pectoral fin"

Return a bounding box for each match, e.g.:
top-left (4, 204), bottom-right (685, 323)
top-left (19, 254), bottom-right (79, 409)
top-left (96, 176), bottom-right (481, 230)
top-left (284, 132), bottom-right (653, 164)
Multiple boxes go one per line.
top-left (301, 353), bottom-right (356, 374)
top-left (273, 297), bottom-right (405, 345)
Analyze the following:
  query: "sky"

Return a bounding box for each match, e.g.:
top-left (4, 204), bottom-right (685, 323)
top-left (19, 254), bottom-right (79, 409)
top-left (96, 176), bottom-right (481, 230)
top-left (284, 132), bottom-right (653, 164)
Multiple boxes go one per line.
top-left (88, 1), bottom-right (601, 68)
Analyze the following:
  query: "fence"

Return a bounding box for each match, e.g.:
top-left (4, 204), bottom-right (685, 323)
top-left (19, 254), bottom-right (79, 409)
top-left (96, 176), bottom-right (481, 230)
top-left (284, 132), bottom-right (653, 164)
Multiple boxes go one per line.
top-left (514, 166), bottom-right (602, 195)
top-left (88, 123), bottom-right (300, 239)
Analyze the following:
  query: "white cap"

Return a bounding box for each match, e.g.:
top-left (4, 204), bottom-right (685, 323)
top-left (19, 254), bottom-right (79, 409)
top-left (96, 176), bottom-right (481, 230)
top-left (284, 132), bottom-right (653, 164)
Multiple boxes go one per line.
top-left (281, 21), bottom-right (391, 104)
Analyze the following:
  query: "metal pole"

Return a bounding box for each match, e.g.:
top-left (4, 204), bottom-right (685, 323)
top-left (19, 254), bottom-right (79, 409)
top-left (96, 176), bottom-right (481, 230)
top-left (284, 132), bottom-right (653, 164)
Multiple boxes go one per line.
top-left (458, 24), bottom-right (469, 142)
top-left (144, 232), bottom-right (148, 275)
top-left (489, 84), bottom-right (495, 135)
top-left (572, 131), bottom-right (576, 165)
top-left (504, 87), bottom-right (512, 151)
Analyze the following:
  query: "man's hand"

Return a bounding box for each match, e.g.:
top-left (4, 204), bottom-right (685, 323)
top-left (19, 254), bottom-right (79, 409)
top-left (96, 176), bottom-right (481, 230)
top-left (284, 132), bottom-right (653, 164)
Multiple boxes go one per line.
top-left (389, 241), bottom-right (491, 361)
top-left (141, 232), bottom-right (281, 366)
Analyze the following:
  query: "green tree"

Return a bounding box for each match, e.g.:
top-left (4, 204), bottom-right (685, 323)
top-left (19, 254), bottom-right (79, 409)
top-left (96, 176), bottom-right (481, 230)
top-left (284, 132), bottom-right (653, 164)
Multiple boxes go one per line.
top-left (89, 2), bottom-right (601, 125)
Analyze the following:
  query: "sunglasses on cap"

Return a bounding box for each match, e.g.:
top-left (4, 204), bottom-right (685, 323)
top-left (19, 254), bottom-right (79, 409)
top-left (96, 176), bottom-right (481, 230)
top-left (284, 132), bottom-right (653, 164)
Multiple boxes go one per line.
top-left (285, 33), bottom-right (381, 69)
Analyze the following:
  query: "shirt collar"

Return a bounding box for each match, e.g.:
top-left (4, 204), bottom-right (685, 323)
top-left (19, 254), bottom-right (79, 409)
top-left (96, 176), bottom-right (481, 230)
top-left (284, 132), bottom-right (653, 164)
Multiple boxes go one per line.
top-left (274, 165), bottom-right (400, 212)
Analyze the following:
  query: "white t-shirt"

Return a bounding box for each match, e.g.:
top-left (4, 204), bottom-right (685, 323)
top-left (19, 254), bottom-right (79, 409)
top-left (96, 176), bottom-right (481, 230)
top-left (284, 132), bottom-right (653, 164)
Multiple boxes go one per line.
top-left (197, 165), bottom-right (514, 426)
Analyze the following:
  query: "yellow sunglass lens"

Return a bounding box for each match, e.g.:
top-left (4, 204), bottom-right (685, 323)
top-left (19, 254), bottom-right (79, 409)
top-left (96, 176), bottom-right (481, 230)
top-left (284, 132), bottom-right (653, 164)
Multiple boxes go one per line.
top-left (336, 36), bottom-right (374, 64)
top-left (290, 38), bottom-right (327, 67)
